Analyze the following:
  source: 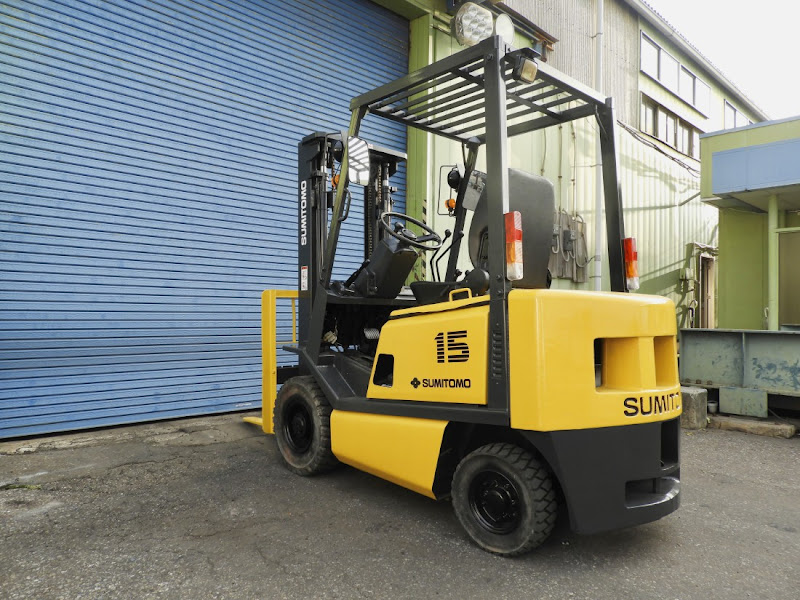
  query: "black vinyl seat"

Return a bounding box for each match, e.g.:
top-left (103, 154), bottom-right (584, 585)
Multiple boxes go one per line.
top-left (467, 169), bottom-right (555, 291)
top-left (409, 281), bottom-right (457, 305)
top-left (411, 268), bottom-right (490, 305)
top-left (413, 169), bottom-right (554, 306)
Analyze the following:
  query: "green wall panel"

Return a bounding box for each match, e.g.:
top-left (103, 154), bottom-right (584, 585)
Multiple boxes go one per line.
top-left (718, 209), bottom-right (767, 329)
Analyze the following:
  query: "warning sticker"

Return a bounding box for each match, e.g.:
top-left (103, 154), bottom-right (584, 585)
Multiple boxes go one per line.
top-left (300, 266), bottom-right (308, 291)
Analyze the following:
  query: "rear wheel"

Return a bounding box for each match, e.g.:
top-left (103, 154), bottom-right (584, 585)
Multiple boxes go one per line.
top-left (273, 376), bottom-right (338, 476)
top-left (452, 443), bottom-right (557, 556)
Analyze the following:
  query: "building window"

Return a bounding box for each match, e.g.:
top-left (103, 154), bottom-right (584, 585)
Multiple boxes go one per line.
top-left (695, 79), bottom-right (710, 114)
top-left (677, 121), bottom-right (691, 155)
top-left (640, 33), bottom-right (710, 114)
top-left (641, 97), bottom-right (656, 136)
top-left (679, 67), bottom-right (694, 104)
top-left (724, 100), bottom-right (752, 129)
top-left (640, 95), bottom-right (701, 159)
top-left (661, 51), bottom-right (679, 91)
top-left (641, 35), bottom-right (659, 79)
top-left (736, 112), bottom-right (750, 128)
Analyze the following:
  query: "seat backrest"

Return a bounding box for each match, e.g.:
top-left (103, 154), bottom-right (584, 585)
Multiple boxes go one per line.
top-left (467, 169), bottom-right (555, 289)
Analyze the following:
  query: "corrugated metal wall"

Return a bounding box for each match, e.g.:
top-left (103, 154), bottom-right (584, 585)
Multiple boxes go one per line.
top-left (617, 126), bottom-right (711, 323)
top-left (503, 0), bottom-right (638, 127)
top-left (506, 0), bottom-right (593, 87)
top-left (603, 0), bottom-right (639, 127)
top-left (0, 0), bottom-right (408, 438)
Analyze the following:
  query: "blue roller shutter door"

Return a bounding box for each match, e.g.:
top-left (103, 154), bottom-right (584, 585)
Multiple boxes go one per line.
top-left (0, 0), bottom-right (408, 438)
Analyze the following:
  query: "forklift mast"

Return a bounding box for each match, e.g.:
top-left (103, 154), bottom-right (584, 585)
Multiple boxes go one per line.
top-left (296, 133), bottom-right (406, 347)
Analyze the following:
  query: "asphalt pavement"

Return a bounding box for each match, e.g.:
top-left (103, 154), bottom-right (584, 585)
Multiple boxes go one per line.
top-left (1, 414), bottom-right (798, 600)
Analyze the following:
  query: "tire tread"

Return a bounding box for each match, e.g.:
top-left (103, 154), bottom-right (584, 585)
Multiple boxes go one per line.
top-left (273, 376), bottom-right (338, 476)
top-left (452, 442), bottom-right (557, 556)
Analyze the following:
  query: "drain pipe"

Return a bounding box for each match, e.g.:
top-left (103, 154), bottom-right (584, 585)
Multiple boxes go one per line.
top-left (593, 0), bottom-right (604, 290)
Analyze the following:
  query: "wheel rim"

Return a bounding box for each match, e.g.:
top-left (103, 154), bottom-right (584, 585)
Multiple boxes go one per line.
top-left (283, 397), bottom-right (313, 453)
top-left (468, 469), bottom-right (522, 535)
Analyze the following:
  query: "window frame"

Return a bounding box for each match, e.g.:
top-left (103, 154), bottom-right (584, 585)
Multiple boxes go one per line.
top-left (640, 95), bottom-right (657, 136)
top-left (641, 34), bottom-right (659, 79)
top-left (660, 50), bottom-right (679, 92)
top-left (679, 66), bottom-right (695, 104)
top-left (694, 79), bottom-right (711, 115)
top-left (640, 32), bottom-right (711, 116)
top-left (724, 100), bottom-right (752, 130)
top-left (640, 93), bottom-right (703, 159)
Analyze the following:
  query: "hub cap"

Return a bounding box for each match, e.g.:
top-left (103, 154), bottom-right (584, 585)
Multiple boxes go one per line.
top-left (468, 470), bottom-right (521, 534)
top-left (283, 398), bottom-right (312, 453)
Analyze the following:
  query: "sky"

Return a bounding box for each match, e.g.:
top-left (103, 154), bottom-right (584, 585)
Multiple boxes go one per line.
top-left (642, 0), bottom-right (800, 120)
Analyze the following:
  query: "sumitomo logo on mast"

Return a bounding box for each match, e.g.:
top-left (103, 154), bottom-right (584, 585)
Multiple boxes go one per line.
top-left (299, 180), bottom-right (308, 246)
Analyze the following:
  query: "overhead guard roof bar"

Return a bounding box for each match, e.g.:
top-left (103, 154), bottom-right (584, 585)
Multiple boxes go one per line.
top-left (352, 42), bottom-right (489, 110)
top-left (378, 61), bottom-right (488, 114)
top-left (349, 37), bottom-right (609, 146)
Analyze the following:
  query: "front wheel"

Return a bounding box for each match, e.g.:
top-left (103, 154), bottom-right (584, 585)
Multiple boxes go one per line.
top-left (452, 443), bottom-right (557, 556)
top-left (273, 376), bottom-right (338, 476)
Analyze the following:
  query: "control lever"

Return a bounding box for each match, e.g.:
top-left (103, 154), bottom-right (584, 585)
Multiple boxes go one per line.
top-left (344, 259), bottom-right (370, 288)
top-left (430, 229), bottom-right (452, 282)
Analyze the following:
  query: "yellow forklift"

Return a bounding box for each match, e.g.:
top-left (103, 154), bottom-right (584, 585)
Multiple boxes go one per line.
top-left (251, 34), bottom-right (681, 556)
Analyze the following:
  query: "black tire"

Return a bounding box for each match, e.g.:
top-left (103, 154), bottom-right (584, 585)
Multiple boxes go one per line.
top-left (273, 376), bottom-right (338, 476)
top-left (452, 443), bottom-right (557, 556)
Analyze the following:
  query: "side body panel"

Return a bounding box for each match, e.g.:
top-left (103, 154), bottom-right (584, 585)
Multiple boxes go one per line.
top-left (366, 299), bottom-right (489, 404)
top-left (330, 411), bottom-right (447, 498)
top-left (508, 289), bottom-right (681, 431)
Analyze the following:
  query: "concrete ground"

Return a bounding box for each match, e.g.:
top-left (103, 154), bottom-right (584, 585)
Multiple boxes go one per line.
top-left (1, 414), bottom-right (798, 600)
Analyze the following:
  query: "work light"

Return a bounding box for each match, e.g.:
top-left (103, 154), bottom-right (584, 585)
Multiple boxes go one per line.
top-left (494, 13), bottom-right (514, 45)
top-left (512, 55), bottom-right (538, 83)
top-left (453, 2), bottom-right (494, 47)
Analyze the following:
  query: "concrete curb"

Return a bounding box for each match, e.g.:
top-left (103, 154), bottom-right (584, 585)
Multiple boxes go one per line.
top-left (708, 414), bottom-right (797, 439)
top-left (680, 386), bottom-right (707, 430)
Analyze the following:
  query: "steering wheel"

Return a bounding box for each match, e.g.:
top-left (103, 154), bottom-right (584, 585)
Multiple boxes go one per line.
top-left (380, 211), bottom-right (443, 251)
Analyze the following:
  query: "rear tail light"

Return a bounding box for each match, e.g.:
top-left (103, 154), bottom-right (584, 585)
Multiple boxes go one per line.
top-left (623, 237), bottom-right (640, 291)
top-left (505, 211), bottom-right (523, 281)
